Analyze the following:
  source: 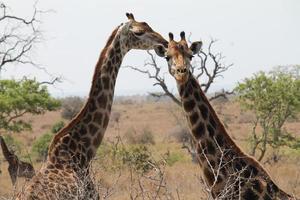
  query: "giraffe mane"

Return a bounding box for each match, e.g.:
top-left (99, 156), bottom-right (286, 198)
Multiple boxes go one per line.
top-left (48, 25), bottom-right (121, 153)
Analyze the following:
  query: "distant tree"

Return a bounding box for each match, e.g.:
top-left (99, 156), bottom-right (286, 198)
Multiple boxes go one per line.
top-left (61, 96), bottom-right (85, 120)
top-left (235, 67), bottom-right (300, 161)
top-left (0, 79), bottom-right (61, 132)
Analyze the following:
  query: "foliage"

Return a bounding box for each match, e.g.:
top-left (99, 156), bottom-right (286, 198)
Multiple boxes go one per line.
top-left (235, 68), bottom-right (300, 161)
top-left (164, 151), bottom-right (183, 166)
top-left (0, 79), bottom-right (61, 133)
top-left (169, 125), bottom-right (191, 143)
top-left (51, 121), bottom-right (65, 134)
top-left (61, 96), bottom-right (85, 120)
top-left (97, 140), bottom-right (155, 174)
top-left (31, 132), bottom-right (53, 161)
top-left (124, 127), bottom-right (155, 145)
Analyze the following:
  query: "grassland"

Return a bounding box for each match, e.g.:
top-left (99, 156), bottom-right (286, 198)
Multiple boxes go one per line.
top-left (0, 99), bottom-right (299, 199)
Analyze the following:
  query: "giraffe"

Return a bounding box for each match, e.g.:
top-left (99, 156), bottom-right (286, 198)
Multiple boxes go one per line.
top-left (0, 136), bottom-right (35, 185)
top-left (154, 32), bottom-right (295, 200)
top-left (16, 13), bottom-right (168, 200)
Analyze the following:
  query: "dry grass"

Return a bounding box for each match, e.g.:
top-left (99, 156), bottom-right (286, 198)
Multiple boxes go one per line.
top-left (0, 100), bottom-right (299, 199)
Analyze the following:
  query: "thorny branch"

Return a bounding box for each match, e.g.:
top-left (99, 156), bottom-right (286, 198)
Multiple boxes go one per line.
top-left (126, 39), bottom-right (234, 105)
top-left (0, 2), bottom-right (52, 72)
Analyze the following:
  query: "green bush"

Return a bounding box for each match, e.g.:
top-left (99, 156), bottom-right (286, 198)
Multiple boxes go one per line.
top-left (121, 145), bottom-right (154, 173)
top-left (31, 132), bottom-right (53, 161)
top-left (165, 152), bottom-right (183, 166)
top-left (97, 142), bottom-right (155, 174)
top-left (51, 121), bottom-right (65, 134)
top-left (139, 128), bottom-right (155, 145)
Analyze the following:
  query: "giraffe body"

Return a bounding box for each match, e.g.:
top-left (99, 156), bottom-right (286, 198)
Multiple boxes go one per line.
top-left (154, 32), bottom-right (295, 200)
top-left (16, 14), bottom-right (167, 200)
top-left (0, 136), bottom-right (35, 185)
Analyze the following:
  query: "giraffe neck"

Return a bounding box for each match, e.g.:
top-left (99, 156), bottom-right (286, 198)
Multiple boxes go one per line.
top-left (48, 24), bottom-right (130, 169)
top-left (0, 136), bottom-right (16, 165)
top-left (177, 75), bottom-right (292, 199)
top-left (178, 75), bottom-right (230, 151)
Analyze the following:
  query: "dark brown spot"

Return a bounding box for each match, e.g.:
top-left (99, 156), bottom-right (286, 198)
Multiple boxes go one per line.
top-left (267, 182), bottom-right (279, 193)
top-left (215, 134), bottom-right (224, 146)
top-left (80, 155), bottom-right (86, 167)
top-left (79, 125), bottom-right (87, 135)
top-left (203, 167), bottom-right (214, 186)
top-left (249, 165), bottom-right (258, 176)
top-left (189, 112), bottom-right (199, 124)
top-left (184, 84), bottom-right (193, 98)
top-left (183, 99), bottom-right (196, 112)
top-left (243, 188), bottom-right (259, 200)
top-left (55, 163), bottom-right (63, 170)
top-left (97, 94), bottom-right (107, 108)
top-left (192, 122), bottom-right (205, 139)
top-left (252, 180), bottom-right (263, 193)
top-left (194, 91), bottom-right (202, 101)
top-left (93, 133), bottom-right (103, 147)
top-left (88, 123), bottom-right (98, 136)
top-left (88, 98), bottom-right (96, 112)
top-left (62, 136), bottom-right (70, 145)
top-left (209, 115), bottom-right (217, 129)
top-left (69, 139), bottom-right (76, 152)
top-left (207, 124), bottom-right (215, 137)
top-left (83, 114), bottom-right (92, 124)
top-left (73, 131), bottom-right (80, 141)
top-left (199, 104), bottom-right (208, 120)
top-left (206, 140), bottom-right (216, 155)
top-left (82, 137), bottom-right (91, 148)
top-left (87, 148), bottom-right (94, 161)
top-left (47, 164), bottom-right (55, 169)
top-left (93, 111), bottom-right (103, 122)
top-left (102, 76), bottom-right (110, 90)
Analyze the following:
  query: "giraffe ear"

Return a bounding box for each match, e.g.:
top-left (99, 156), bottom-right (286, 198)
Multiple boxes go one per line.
top-left (154, 44), bottom-right (166, 57)
top-left (126, 13), bottom-right (135, 21)
top-left (189, 41), bottom-right (202, 55)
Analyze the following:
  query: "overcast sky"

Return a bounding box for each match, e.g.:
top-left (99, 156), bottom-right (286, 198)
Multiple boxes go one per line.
top-left (2, 0), bottom-right (300, 97)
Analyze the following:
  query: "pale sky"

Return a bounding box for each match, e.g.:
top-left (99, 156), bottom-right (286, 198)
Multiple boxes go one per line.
top-left (2, 0), bottom-right (300, 97)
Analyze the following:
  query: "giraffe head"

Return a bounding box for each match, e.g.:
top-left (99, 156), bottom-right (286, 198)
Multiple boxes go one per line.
top-left (154, 31), bottom-right (202, 84)
top-left (122, 13), bottom-right (168, 50)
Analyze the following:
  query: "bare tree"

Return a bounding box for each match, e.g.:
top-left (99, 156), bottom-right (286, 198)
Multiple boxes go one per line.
top-left (0, 2), bottom-right (44, 71)
top-left (125, 39), bottom-right (233, 106)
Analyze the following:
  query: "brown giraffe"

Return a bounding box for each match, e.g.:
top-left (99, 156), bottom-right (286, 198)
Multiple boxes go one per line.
top-left (0, 136), bottom-right (35, 185)
top-left (17, 13), bottom-right (167, 200)
top-left (154, 32), bottom-right (295, 200)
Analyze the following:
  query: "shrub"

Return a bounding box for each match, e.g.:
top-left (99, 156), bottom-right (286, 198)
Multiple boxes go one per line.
top-left (31, 132), bottom-right (53, 161)
top-left (139, 128), bottom-right (155, 145)
top-left (124, 127), bottom-right (155, 145)
top-left (121, 145), bottom-right (154, 173)
top-left (61, 96), bottom-right (84, 120)
top-left (165, 151), bottom-right (183, 166)
top-left (169, 125), bottom-right (191, 143)
top-left (51, 121), bottom-right (65, 134)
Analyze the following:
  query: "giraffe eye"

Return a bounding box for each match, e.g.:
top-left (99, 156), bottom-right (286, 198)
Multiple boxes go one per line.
top-left (189, 55), bottom-right (194, 60)
top-left (133, 31), bottom-right (144, 36)
top-left (165, 56), bottom-right (170, 61)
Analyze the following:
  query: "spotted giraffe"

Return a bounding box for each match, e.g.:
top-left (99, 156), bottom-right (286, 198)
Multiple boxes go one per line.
top-left (154, 32), bottom-right (295, 200)
top-left (16, 13), bottom-right (167, 200)
top-left (0, 136), bottom-right (35, 185)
